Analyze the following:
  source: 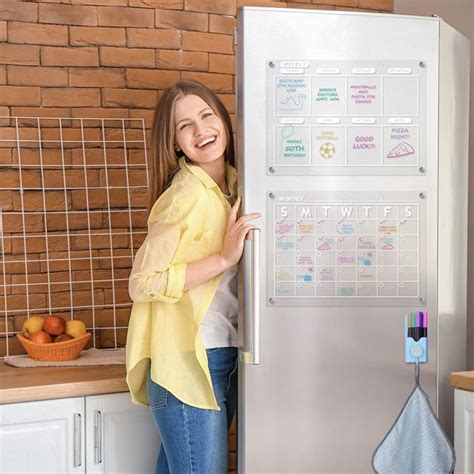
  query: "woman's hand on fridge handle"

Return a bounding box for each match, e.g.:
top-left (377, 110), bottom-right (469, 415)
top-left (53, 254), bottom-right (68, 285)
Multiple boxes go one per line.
top-left (219, 196), bottom-right (260, 269)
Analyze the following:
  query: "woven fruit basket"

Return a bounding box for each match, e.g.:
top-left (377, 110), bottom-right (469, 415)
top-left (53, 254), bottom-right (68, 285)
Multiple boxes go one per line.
top-left (16, 333), bottom-right (92, 361)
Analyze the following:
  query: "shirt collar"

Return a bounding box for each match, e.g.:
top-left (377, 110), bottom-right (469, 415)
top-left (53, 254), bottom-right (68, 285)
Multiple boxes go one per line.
top-left (178, 157), bottom-right (237, 197)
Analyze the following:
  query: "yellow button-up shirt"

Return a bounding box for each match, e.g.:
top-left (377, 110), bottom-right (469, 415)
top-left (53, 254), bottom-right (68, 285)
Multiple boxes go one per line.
top-left (125, 157), bottom-right (238, 410)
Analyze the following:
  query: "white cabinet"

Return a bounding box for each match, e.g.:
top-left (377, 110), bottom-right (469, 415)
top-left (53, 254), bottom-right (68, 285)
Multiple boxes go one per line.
top-left (0, 392), bottom-right (159, 474)
top-left (454, 388), bottom-right (474, 474)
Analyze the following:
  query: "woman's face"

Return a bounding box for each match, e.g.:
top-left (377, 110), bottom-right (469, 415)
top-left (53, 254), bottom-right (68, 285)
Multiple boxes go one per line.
top-left (173, 94), bottom-right (227, 166)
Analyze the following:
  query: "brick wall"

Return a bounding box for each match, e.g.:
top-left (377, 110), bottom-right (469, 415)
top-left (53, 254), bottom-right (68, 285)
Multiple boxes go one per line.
top-left (1, 1), bottom-right (392, 471)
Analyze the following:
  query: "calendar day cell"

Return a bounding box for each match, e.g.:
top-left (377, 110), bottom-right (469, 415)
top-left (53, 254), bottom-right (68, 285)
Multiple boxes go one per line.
top-left (399, 235), bottom-right (418, 251)
top-left (379, 235), bottom-right (397, 251)
top-left (312, 127), bottom-right (346, 166)
top-left (358, 220), bottom-right (378, 234)
top-left (358, 266), bottom-right (377, 281)
top-left (296, 266), bottom-right (316, 282)
top-left (275, 77), bottom-right (310, 116)
top-left (377, 282), bottom-right (398, 297)
top-left (337, 282), bottom-right (357, 297)
top-left (398, 251), bottom-right (418, 266)
top-left (275, 251), bottom-right (295, 266)
top-left (276, 220), bottom-right (295, 236)
top-left (378, 266), bottom-right (398, 282)
top-left (275, 282), bottom-right (294, 297)
top-left (383, 76), bottom-right (418, 116)
top-left (318, 267), bottom-right (336, 281)
top-left (297, 251), bottom-right (315, 266)
top-left (347, 77), bottom-right (382, 116)
top-left (383, 126), bottom-right (418, 166)
top-left (399, 219), bottom-right (418, 234)
top-left (357, 282), bottom-right (377, 297)
top-left (296, 282), bottom-right (316, 297)
top-left (347, 127), bottom-right (381, 165)
top-left (378, 220), bottom-right (398, 235)
top-left (296, 220), bottom-right (315, 234)
top-left (358, 251), bottom-right (377, 266)
top-left (275, 125), bottom-right (311, 165)
top-left (398, 204), bottom-right (418, 220)
top-left (276, 205), bottom-right (295, 220)
top-left (312, 76), bottom-right (346, 116)
top-left (317, 205), bottom-right (336, 219)
top-left (337, 266), bottom-right (357, 281)
top-left (398, 282), bottom-right (418, 297)
top-left (316, 219), bottom-right (337, 234)
top-left (316, 236), bottom-right (336, 251)
top-left (337, 220), bottom-right (357, 235)
top-left (337, 235), bottom-right (357, 251)
top-left (357, 235), bottom-right (377, 251)
top-left (296, 205), bottom-right (316, 220)
top-left (276, 235), bottom-right (296, 251)
top-left (316, 250), bottom-right (336, 266)
top-left (316, 282), bottom-right (336, 297)
top-left (337, 251), bottom-right (356, 266)
top-left (275, 267), bottom-right (295, 282)
top-left (399, 266), bottom-right (418, 282)
top-left (378, 251), bottom-right (398, 266)
top-left (297, 234), bottom-right (316, 250)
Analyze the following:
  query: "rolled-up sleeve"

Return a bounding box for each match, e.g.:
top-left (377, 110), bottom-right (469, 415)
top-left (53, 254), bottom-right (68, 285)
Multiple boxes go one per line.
top-left (129, 191), bottom-right (203, 304)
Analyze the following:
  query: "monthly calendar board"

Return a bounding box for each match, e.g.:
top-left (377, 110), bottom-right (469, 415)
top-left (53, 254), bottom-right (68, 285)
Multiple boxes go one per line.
top-left (267, 191), bottom-right (426, 307)
top-left (266, 60), bottom-right (427, 176)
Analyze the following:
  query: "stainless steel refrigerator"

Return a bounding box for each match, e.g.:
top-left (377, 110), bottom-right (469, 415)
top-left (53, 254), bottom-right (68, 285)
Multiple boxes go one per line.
top-left (236, 8), bottom-right (470, 473)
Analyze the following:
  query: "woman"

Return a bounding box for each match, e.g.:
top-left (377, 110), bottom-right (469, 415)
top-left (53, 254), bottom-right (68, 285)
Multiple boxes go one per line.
top-left (126, 80), bottom-right (260, 473)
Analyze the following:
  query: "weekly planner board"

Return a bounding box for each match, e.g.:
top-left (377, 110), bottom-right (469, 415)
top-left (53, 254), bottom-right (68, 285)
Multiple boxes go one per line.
top-left (266, 60), bottom-right (426, 175)
top-left (267, 191), bottom-right (426, 306)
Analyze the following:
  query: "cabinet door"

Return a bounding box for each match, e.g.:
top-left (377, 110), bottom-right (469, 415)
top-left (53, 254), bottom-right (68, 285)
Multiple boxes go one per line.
top-left (454, 388), bottom-right (474, 474)
top-left (85, 392), bottom-right (160, 473)
top-left (0, 397), bottom-right (85, 474)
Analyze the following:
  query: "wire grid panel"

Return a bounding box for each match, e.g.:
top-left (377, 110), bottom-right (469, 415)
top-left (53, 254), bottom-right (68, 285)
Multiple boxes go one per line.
top-left (0, 116), bottom-right (150, 356)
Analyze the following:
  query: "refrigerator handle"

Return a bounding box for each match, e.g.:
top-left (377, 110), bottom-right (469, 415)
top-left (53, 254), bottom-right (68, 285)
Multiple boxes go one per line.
top-left (240, 227), bottom-right (260, 365)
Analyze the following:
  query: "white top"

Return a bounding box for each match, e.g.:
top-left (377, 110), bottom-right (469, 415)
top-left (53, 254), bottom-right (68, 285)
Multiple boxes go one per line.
top-left (199, 188), bottom-right (238, 349)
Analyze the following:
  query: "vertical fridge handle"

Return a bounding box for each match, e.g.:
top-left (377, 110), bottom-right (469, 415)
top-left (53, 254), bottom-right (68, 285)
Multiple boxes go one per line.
top-left (73, 413), bottom-right (82, 468)
top-left (240, 227), bottom-right (260, 365)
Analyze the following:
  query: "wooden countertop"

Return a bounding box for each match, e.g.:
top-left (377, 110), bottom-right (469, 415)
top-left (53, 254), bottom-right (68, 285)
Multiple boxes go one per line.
top-left (0, 362), bottom-right (128, 404)
top-left (451, 371), bottom-right (474, 392)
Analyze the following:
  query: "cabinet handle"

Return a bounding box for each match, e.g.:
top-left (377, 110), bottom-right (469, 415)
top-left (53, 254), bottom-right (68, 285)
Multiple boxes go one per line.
top-left (94, 410), bottom-right (103, 464)
top-left (73, 413), bottom-right (82, 467)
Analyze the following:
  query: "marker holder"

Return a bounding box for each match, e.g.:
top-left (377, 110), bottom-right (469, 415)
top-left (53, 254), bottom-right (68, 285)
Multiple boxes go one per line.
top-left (404, 313), bottom-right (428, 364)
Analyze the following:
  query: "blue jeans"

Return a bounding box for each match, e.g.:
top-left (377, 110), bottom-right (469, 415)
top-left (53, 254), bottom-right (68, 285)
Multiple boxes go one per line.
top-left (146, 347), bottom-right (238, 474)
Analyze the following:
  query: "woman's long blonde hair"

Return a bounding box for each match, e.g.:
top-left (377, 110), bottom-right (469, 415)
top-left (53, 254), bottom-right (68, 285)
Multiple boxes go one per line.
top-left (149, 80), bottom-right (235, 209)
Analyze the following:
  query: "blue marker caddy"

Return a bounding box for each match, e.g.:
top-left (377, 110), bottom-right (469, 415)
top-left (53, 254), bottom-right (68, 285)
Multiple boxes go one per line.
top-left (404, 312), bottom-right (428, 364)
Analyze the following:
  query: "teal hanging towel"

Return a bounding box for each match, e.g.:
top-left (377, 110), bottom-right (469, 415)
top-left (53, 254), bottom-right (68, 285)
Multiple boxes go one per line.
top-left (372, 365), bottom-right (455, 473)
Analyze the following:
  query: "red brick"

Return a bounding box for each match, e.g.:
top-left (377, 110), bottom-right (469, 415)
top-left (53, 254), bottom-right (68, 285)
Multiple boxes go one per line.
top-left (71, 0), bottom-right (127, 5)
top-left (98, 6), bottom-right (154, 28)
top-left (129, 0), bottom-right (182, 7)
top-left (100, 47), bottom-right (155, 68)
top-left (0, 21), bottom-right (6, 42)
top-left (209, 14), bottom-right (236, 34)
top-left (39, 4), bottom-right (97, 26)
top-left (43, 88), bottom-right (101, 107)
top-left (181, 72), bottom-right (233, 93)
top-left (237, 0), bottom-right (283, 5)
top-left (102, 88), bottom-right (157, 108)
top-left (182, 31), bottom-right (233, 54)
top-left (129, 108), bottom-right (154, 128)
top-left (156, 49), bottom-right (207, 71)
top-left (0, 0), bottom-right (38, 22)
top-left (358, 0), bottom-right (392, 10)
top-left (313, 0), bottom-right (356, 5)
top-left (126, 69), bottom-right (179, 89)
top-left (0, 190), bottom-right (13, 211)
top-left (8, 22), bottom-right (68, 46)
top-left (0, 44), bottom-right (39, 65)
top-left (42, 47), bottom-right (99, 67)
top-left (7, 66), bottom-right (68, 87)
top-left (127, 28), bottom-right (180, 49)
top-left (209, 53), bottom-right (235, 74)
top-left (156, 9), bottom-right (207, 32)
top-left (1, 86), bottom-right (41, 106)
top-left (13, 190), bottom-right (71, 212)
top-left (70, 26), bottom-right (126, 46)
top-left (290, 4), bottom-right (334, 8)
top-left (71, 107), bottom-right (129, 119)
top-left (11, 107), bottom-right (71, 124)
top-left (69, 68), bottom-right (125, 87)
top-left (0, 65), bottom-right (5, 84)
top-left (185, 0), bottom-right (236, 15)
top-left (217, 93), bottom-right (235, 114)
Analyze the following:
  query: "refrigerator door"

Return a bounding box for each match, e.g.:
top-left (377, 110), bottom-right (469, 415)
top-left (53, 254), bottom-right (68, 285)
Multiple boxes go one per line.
top-left (236, 8), bottom-right (441, 473)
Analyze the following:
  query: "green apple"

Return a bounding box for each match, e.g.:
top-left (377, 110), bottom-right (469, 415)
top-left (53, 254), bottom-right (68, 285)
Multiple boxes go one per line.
top-left (22, 316), bottom-right (44, 338)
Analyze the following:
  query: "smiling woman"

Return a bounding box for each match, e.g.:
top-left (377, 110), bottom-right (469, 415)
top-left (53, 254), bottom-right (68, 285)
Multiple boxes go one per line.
top-left (125, 80), bottom-right (260, 474)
